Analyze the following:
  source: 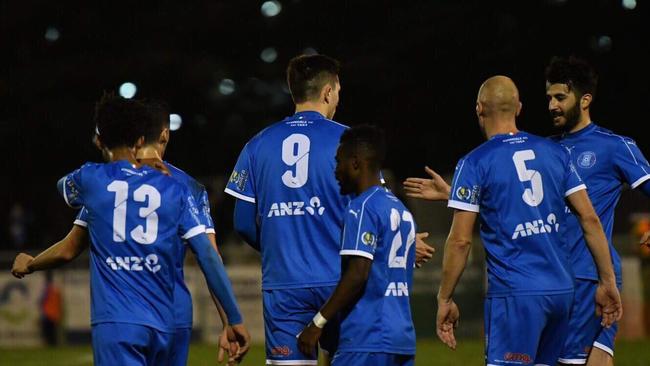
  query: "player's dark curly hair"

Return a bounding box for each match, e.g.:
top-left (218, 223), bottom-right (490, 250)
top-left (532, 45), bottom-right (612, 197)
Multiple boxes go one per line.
top-left (143, 100), bottom-right (170, 144)
top-left (339, 125), bottom-right (386, 171)
top-left (545, 56), bottom-right (598, 99)
top-left (287, 54), bottom-right (340, 104)
top-left (94, 92), bottom-right (149, 149)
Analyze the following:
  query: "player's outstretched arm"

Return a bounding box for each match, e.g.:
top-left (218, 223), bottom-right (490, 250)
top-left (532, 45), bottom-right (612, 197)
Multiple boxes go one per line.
top-left (436, 209), bottom-right (476, 350)
top-left (297, 256), bottom-right (372, 357)
top-left (566, 189), bottom-right (622, 326)
top-left (187, 233), bottom-right (251, 359)
top-left (11, 225), bottom-right (88, 278)
top-left (233, 199), bottom-right (260, 251)
top-left (415, 232), bottom-right (435, 268)
top-left (403, 166), bottom-right (451, 201)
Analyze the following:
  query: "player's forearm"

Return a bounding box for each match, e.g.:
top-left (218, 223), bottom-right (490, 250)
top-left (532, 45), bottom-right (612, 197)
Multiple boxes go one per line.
top-left (206, 233), bottom-right (230, 327)
top-left (580, 214), bottom-right (617, 284)
top-left (189, 234), bottom-right (243, 325)
top-left (29, 229), bottom-right (87, 272)
top-left (233, 199), bottom-right (260, 251)
top-left (319, 257), bottom-right (371, 321)
top-left (437, 237), bottom-right (471, 301)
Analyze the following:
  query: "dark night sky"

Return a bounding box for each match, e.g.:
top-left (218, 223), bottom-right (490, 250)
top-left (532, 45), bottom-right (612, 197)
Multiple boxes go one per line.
top-left (1, 0), bottom-right (649, 248)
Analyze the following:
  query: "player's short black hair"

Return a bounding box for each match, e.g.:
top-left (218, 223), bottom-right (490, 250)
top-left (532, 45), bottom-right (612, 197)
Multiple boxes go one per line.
top-left (545, 56), bottom-right (598, 99)
top-left (94, 92), bottom-right (149, 149)
top-left (287, 54), bottom-right (340, 104)
top-left (143, 100), bottom-right (170, 144)
top-left (339, 125), bottom-right (386, 171)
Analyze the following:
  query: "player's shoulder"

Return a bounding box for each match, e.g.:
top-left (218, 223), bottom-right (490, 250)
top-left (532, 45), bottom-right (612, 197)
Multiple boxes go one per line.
top-left (591, 124), bottom-right (637, 145)
top-left (350, 186), bottom-right (398, 212)
top-left (165, 161), bottom-right (204, 188)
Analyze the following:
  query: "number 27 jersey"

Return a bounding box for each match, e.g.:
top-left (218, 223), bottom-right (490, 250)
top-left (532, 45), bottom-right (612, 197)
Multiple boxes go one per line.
top-left (60, 160), bottom-right (205, 332)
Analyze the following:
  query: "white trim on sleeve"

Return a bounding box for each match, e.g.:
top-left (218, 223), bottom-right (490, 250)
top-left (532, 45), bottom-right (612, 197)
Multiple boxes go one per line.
top-left (182, 225), bottom-right (206, 240)
top-left (61, 177), bottom-right (73, 207)
top-left (73, 219), bottom-right (88, 228)
top-left (447, 200), bottom-right (480, 213)
top-left (631, 174), bottom-right (650, 189)
top-left (340, 249), bottom-right (374, 260)
top-left (557, 358), bottom-right (586, 364)
top-left (224, 188), bottom-right (256, 203)
top-left (593, 341), bottom-right (614, 357)
top-left (565, 184), bottom-right (587, 197)
top-left (205, 228), bottom-right (216, 234)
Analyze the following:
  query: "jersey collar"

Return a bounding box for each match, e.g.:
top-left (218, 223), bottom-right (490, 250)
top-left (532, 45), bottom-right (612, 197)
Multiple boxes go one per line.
top-left (292, 111), bottom-right (325, 120)
top-left (562, 122), bottom-right (597, 139)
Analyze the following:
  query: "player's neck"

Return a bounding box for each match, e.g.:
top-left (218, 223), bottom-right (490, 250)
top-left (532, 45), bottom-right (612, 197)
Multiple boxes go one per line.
top-left (110, 147), bottom-right (140, 166)
top-left (136, 145), bottom-right (162, 161)
top-left (567, 114), bottom-right (592, 134)
top-left (355, 174), bottom-right (382, 195)
top-left (485, 119), bottom-right (519, 139)
top-left (295, 103), bottom-right (328, 118)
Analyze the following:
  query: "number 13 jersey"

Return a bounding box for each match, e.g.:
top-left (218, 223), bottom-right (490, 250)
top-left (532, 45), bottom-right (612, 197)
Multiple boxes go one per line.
top-left (448, 132), bottom-right (583, 297)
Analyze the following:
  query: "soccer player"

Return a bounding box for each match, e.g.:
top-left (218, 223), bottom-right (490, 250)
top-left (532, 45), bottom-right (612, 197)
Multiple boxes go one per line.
top-left (409, 76), bottom-right (621, 365)
top-left (297, 125), bottom-right (416, 366)
top-left (11, 94), bottom-right (248, 365)
top-left (546, 56), bottom-right (650, 366)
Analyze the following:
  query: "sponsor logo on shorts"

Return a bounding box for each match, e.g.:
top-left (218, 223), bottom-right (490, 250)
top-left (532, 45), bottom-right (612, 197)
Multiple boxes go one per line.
top-left (503, 352), bottom-right (532, 364)
top-left (271, 346), bottom-right (292, 357)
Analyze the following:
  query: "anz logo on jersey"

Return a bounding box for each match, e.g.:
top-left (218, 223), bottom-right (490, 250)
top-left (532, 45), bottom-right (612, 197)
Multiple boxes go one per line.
top-left (511, 213), bottom-right (560, 240)
top-left (267, 196), bottom-right (326, 217)
top-left (384, 282), bottom-right (409, 297)
top-left (105, 254), bottom-right (161, 273)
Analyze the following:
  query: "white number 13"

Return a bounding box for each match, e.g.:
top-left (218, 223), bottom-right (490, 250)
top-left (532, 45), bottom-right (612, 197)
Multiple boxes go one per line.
top-left (107, 180), bottom-right (160, 245)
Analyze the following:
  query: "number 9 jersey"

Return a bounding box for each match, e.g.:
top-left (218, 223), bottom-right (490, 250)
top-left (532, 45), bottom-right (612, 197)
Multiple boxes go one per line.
top-left (59, 160), bottom-right (206, 333)
top-left (447, 132), bottom-right (584, 297)
top-left (225, 111), bottom-right (350, 290)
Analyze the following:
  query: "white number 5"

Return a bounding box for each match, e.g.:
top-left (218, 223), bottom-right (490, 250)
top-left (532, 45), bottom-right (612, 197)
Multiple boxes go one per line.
top-left (512, 150), bottom-right (544, 207)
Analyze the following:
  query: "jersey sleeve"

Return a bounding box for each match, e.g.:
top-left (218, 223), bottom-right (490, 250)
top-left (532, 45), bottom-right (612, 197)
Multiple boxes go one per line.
top-left (179, 188), bottom-right (207, 240)
top-left (58, 165), bottom-right (87, 209)
top-left (564, 151), bottom-right (587, 197)
top-left (74, 206), bottom-right (89, 228)
top-left (224, 142), bottom-right (256, 203)
top-left (447, 157), bottom-right (481, 212)
top-left (614, 136), bottom-right (650, 189)
top-left (339, 203), bottom-right (380, 260)
top-left (198, 189), bottom-right (216, 234)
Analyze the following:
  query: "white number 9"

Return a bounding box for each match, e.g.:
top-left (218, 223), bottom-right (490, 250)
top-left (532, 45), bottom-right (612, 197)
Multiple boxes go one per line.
top-left (281, 134), bottom-right (310, 188)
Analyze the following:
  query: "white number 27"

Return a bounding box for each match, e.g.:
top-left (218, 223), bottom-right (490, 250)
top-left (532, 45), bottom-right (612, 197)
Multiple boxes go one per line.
top-left (388, 209), bottom-right (416, 268)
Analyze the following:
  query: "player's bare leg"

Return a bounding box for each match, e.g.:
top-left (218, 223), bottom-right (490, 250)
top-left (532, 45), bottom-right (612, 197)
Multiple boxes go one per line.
top-left (586, 347), bottom-right (613, 366)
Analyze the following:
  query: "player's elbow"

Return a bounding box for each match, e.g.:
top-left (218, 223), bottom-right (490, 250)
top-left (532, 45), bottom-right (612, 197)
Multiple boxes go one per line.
top-left (447, 237), bottom-right (472, 251)
top-left (579, 211), bottom-right (602, 231)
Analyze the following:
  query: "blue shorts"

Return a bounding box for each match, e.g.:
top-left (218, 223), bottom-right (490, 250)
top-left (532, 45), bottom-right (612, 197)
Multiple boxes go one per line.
top-left (485, 293), bottom-right (573, 366)
top-left (559, 279), bottom-right (619, 364)
top-left (170, 327), bottom-right (191, 366)
top-left (332, 352), bottom-right (414, 366)
top-left (263, 286), bottom-right (339, 365)
top-left (91, 322), bottom-right (173, 366)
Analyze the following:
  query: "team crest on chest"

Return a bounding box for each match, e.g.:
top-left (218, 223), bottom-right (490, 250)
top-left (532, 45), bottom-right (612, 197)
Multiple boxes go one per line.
top-left (577, 151), bottom-right (596, 169)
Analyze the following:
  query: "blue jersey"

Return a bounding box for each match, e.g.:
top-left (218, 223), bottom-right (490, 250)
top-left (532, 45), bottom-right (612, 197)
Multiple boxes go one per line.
top-left (225, 111), bottom-right (349, 290)
top-left (61, 160), bottom-right (205, 333)
top-left (75, 161), bottom-right (215, 329)
top-left (553, 123), bottom-right (650, 283)
top-left (337, 186), bottom-right (416, 355)
top-left (448, 132), bottom-right (583, 297)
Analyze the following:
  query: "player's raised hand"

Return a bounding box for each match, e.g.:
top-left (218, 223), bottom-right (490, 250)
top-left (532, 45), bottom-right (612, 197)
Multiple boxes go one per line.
top-left (403, 166), bottom-right (451, 201)
top-left (297, 322), bottom-right (322, 357)
top-left (595, 282), bottom-right (623, 328)
top-left (217, 326), bottom-right (240, 365)
top-left (436, 299), bottom-right (460, 350)
top-left (230, 324), bottom-right (251, 363)
top-left (415, 232), bottom-right (435, 268)
top-left (11, 253), bottom-right (34, 279)
top-left (640, 231), bottom-right (650, 248)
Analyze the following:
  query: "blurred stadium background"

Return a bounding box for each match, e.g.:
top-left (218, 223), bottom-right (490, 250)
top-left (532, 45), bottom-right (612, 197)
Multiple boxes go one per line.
top-left (1, 0), bottom-right (650, 364)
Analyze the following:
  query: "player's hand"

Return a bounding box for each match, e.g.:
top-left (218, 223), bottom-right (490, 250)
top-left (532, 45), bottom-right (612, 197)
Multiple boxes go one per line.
top-left (297, 322), bottom-right (322, 357)
top-left (229, 324), bottom-right (251, 363)
top-left (640, 231), bottom-right (650, 248)
top-left (595, 282), bottom-right (623, 328)
top-left (403, 166), bottom-right (451, 202)
top-left (436, 298), bottom-right (460, 350)
top-left (217, 326), bottom-right (240, 365)
top-left (415, 232), bottom-right (435, 268)
top-left (11, 253), bottom-right (34, 279)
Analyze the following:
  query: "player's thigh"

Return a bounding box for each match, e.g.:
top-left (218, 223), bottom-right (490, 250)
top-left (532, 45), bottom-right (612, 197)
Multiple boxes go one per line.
top-left (168, 327), bottom-right (191, 366)
top-left (147, 327), bottom-right (174, 366)
top-left (332, 352), bottom-right (414, 366)
top-left (91, 322), bottom-right (150, 366)
top-left (484, 296), bottom-right (548, 366)
top-left (559, 280), bottom-right (615, 365)
top-left (535, 293), bottom-right (573, 365)
top-left (312, 285), bottom-right (340, 355)
top-left (263, 288), bottom-right (319, 365)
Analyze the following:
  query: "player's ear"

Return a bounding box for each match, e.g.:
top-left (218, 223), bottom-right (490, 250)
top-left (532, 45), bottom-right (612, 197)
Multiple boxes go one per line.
top-left (475, 101), bottom-right (483, 117)
top-left (160, 128), bottom-right (170, 145)
top-left (580, 93), bottom-right (592, 110)
top-left (516, 101), bottom-right (522, 117)
top-left (135, 136), bottom-right (145, 149)
top-left (93, 134), bottom-right (103, 151)
top-left (323, 84), bottom-right (333, 104)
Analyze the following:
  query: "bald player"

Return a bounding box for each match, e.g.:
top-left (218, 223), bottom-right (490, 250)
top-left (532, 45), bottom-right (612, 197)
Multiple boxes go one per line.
top-left (434, 76), bottom-right (621, 365)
